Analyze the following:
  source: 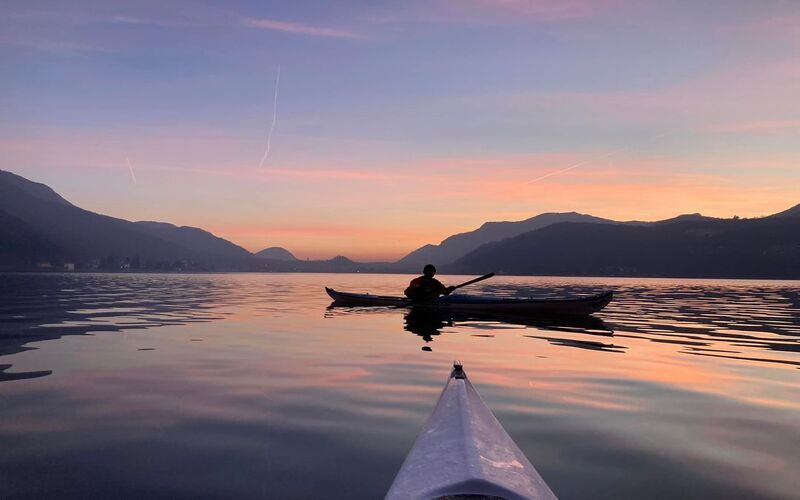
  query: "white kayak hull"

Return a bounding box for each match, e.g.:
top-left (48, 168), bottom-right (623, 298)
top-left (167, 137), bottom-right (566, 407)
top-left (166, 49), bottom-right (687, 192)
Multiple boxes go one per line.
top-left (386, 363), bottom-right (557, 500)
top-left (326, 287), bottom-right (612, 316)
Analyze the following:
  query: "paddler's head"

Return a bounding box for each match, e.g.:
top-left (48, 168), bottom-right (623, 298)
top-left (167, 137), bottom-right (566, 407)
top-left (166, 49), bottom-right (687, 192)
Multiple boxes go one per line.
top-left (423, 264), bottom-right (436, 277)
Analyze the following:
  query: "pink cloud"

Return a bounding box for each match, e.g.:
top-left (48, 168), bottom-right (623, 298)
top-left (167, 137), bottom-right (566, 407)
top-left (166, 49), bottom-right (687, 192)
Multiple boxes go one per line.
top-left (361, 0), bottom-right (627, 27)
top-left (474, 54), bottom-right (800, 133)
top-left (211, 222), bottom-right (430, 239)
top-left (705, 119), bottom-right (800, 135)
top-left (458, 0), bottom-right (626, 20)
top-left (242, 17), bottom-right (366, 40)
top-left (0, 34), bottom-right (111, 54)
top-left (721, 13), bottom-right (800, 45)
top-left (261, 167), bottom-right (404, 181)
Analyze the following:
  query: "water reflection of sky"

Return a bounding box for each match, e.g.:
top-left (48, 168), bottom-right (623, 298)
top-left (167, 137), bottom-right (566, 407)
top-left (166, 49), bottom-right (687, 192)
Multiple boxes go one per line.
top-left (1, 273), bottom-right (799, 499)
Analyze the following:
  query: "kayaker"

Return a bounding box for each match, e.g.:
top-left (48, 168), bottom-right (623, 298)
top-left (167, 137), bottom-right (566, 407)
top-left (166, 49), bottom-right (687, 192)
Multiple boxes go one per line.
top-left (404, 264), bottom-right (456, 301)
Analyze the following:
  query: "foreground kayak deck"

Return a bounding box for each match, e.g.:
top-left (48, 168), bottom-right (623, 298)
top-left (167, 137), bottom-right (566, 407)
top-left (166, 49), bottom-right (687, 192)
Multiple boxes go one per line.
top-left (326, 287), bottom-right (613, 316)
top-left (386, 362), bottom-right (557, 500)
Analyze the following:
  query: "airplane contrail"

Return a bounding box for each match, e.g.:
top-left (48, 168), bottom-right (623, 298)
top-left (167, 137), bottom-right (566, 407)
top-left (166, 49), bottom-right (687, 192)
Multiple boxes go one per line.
top-left (525, 155), bottom-right (613, 184)
top-left (126, 156), bottom-right (138, 184)
top-left (525, 132), bottom-right (669, 184)
top-left (259, 64), bottom-right (281, 168)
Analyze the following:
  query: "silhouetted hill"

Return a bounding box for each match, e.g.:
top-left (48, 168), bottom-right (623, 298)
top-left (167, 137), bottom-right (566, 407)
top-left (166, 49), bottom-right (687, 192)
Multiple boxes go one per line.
top-left (771, 203), bottom-right (800, 218)
top-left (450, 214), bottom-right (800, 279)
top-left (653, 213), bottom-right (717, 225)
top-left (0, 170), bottom-right (73, 207)
top-left (0, 170), bottom-right (256, 270)
top-left (134, 221), bottom-right (251, 259)
top-left (396, 212), bottom-right (617, 269)
top-left (257, 254), bottom-right (392, 273)
top-left (254, 247), bottom-right (297, 261)
top-left (0, 209), bottom-right (65, 268)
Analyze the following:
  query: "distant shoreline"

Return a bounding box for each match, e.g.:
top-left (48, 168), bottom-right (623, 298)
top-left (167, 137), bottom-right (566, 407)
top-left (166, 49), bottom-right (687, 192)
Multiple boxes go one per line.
top-left (3, 269), bottom-right (799, 282)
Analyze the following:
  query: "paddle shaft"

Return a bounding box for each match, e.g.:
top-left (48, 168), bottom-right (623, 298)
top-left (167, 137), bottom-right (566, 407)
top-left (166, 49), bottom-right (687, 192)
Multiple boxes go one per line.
top-left (452, 273), bottom-right (495, 290)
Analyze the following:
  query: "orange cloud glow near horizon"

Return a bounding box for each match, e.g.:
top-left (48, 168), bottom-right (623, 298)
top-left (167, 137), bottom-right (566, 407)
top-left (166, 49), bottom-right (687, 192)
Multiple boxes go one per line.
top-left (4, 142), bottom-right (798, 261)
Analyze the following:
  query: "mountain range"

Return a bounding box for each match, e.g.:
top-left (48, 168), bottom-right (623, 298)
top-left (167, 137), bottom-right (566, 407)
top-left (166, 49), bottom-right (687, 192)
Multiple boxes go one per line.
top-left (448, 214), bottom-right (800, 278)
top-left (0, 170), bottom-right (281, 271)
top-left (1, 169), bottom-right (798, 278)
top-left (393, 212), bottom-right (724, 271)
top-left (395, 212), bottom-right (618, 269)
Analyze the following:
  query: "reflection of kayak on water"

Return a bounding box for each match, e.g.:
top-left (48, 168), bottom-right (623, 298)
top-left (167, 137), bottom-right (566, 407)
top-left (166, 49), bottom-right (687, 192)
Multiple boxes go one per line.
top-left (401, 307), bottom-right (611, 340)
top-left (325, 287), bottom-right (613, 316)
top-left (325, 305), bottom-right (613, 350)
top-left (386, 362), bottom-right (558, 499)
top-left (403, 307), bottom-right (452, 342)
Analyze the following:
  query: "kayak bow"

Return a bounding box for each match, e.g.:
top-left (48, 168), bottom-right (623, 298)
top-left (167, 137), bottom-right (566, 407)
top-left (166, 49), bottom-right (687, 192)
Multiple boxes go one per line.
top-left (386, 362), bottom-right (557, 500)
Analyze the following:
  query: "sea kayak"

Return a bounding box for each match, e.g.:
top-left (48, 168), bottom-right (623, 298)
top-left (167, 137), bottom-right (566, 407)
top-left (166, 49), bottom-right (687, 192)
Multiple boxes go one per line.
top-left (386, 362), bottom-right (557, 500)
top-left (325, 287), bottom-right (612, 316)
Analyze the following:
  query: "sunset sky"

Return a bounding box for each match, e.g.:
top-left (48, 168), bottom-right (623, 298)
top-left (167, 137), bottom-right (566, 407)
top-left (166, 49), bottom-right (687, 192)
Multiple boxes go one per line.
top-left (1, 0), bottom-right (798, 260)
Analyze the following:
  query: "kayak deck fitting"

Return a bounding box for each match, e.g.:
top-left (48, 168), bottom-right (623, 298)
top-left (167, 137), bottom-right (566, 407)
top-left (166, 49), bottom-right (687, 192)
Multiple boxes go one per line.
top-left (326, 287), bottom-right (613, 316)
top-left (386, 362), bottom-right (557, 499)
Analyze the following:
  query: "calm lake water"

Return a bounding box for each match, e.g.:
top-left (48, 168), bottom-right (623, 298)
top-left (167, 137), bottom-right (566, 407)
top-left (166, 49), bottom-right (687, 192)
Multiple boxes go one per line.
top-left (1, 273), bottom-right (799, 499)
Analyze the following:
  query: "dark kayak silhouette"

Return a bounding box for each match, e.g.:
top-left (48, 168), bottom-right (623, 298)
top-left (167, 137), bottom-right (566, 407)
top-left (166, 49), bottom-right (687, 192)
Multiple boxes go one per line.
top-left (325, 287), bottom-right (613, 316)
